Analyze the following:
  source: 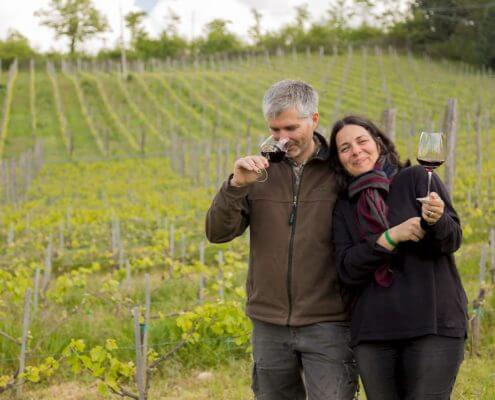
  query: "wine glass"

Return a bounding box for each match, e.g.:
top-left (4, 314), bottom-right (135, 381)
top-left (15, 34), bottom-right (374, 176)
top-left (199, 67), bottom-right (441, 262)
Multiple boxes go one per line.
top-left (416, 131), bottom-right (446, 201)
top-left (255, 136), bottom-right (290, 182)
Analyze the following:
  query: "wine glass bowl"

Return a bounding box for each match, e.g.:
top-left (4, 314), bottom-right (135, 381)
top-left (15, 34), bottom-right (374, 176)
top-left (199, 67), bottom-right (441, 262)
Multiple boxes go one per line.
top-left (255, 136), bottom-right (289, 182)
top-left (416, 131), bottom-right (446, 201)
top-left (260, 137), bottom-right (289, 162)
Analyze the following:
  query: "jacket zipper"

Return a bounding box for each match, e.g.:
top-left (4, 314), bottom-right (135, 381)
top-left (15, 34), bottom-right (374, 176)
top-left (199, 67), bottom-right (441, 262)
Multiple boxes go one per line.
top-left (286, 165), bottom-right (305, 325)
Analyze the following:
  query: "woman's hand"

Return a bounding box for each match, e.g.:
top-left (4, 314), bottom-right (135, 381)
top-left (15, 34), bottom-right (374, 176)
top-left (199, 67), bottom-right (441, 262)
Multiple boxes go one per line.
top-left (420, 192), bottom-right (445, 225)
top-left (389, 217), bottom-right (426, 243)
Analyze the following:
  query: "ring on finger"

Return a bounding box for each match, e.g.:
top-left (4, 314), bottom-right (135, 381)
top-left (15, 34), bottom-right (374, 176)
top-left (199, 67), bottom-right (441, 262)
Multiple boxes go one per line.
top-left (428, 210), bottom-right (433, 217)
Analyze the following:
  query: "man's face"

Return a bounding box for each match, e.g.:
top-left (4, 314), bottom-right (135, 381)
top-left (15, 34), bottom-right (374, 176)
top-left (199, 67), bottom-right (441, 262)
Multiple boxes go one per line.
top-left (267, 107), bottom-right (319, 165)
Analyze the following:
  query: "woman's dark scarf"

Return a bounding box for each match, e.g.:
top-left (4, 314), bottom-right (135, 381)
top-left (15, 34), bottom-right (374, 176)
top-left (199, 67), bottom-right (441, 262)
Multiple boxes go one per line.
top-left (348, 155), bottom-right (398, 287)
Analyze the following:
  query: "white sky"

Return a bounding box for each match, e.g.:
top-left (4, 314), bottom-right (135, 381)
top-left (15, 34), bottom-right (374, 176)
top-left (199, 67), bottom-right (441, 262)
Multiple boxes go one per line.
top-left (0, 0), bottom-right (410, 54)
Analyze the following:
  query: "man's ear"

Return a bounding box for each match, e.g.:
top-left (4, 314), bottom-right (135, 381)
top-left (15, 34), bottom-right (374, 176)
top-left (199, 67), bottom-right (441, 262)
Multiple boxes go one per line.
top-left (312, 112), bottom-right (319, 129)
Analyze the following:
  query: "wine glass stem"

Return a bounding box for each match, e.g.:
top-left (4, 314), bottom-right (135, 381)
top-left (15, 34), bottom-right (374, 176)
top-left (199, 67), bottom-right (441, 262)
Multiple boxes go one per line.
top-left (427, 170), bottom-right (432, 197)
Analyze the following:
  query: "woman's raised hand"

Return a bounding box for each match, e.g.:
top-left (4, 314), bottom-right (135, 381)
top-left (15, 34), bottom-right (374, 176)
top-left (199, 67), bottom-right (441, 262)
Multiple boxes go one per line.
top-left (420, 192), bottom-right (445, 225)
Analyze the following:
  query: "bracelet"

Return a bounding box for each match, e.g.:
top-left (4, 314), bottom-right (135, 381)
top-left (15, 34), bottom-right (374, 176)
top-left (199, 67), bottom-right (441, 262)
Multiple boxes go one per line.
top-left (384, 229), bottom-right (398, 247)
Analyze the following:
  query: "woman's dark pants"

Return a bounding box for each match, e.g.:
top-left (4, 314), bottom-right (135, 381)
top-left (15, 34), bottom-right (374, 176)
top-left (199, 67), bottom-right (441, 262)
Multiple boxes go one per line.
top-left (354, 335), bottom-right (465, 400)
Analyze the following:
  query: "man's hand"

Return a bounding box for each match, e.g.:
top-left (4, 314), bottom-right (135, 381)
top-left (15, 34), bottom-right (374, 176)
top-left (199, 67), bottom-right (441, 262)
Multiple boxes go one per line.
top-left (230, 156), bottom-right (269, 187)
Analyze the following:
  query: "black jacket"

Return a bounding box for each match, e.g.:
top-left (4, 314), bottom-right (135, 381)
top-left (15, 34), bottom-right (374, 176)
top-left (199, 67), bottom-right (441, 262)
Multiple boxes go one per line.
top-left (332, 165), bottom-right (468, 346)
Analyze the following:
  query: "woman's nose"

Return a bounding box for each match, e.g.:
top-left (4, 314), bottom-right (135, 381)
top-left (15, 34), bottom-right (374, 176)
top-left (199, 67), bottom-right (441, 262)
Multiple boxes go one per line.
top-left (350, 144), bottom-right (360, 155)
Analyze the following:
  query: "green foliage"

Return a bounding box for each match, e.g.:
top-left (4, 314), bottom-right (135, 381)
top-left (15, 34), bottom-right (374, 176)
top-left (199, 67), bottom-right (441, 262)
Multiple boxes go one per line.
top-left (393, 0), bottom-right (495, 67)
top-left (35, 0), bottom-right (109, 55)
top-left (0, 30), bottom-right (35, 66)
top-left (133, 33), bottom-right (187, 60)
top-left (194, 19), bottom-right (243, 55)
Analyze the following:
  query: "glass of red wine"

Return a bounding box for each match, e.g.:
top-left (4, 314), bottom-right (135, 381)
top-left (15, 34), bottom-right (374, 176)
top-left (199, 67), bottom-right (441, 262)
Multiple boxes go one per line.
top-left (256, 136), bottom-right (289, 182)
top-left (416, 131), bottom-right (446, 202)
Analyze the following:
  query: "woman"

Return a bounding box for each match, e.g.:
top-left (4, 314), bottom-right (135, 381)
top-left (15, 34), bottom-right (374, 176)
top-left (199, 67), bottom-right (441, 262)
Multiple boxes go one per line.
top-left (329, 115), bottom-right (468, 400)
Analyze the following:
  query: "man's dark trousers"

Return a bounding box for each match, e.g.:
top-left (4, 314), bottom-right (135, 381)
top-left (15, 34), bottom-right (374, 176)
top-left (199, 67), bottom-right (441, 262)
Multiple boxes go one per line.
top-left (251, 319), bottom-right (358, 400)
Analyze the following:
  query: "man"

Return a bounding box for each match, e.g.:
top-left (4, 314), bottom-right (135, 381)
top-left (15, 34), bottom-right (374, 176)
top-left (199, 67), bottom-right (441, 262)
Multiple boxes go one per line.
top-left (205, 80), bottom-right (357, 399)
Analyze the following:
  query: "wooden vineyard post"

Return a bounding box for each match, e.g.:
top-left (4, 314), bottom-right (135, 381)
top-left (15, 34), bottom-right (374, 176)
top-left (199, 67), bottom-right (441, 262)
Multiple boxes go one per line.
top-left (169, 224), bottom-right (175, 277)
top-left (33, 267), bottom-right (40, 315)
top-left (382, 108), bottom-right (397, 142)
top-left (142, 274), bottom-right (151, 397)
top-left (180, 234), bottom-right (187, 263)
top-left (8, 222), bottom-right (14, 246)
top-left (198, 241), bottom-right (206, 303)
top-left (217, 250), bottom-right (224, 299)
top-left (443, 99), bottom-right (457, 197)
top-left (59, 221), bottom-right (65, 251)
top-left (42, 234), bottom-right (53, 293)
top-left (133, 307), bottom-right (145, 400)
top-left (132, 274), bottom-right (151, 400)
top-left (68, 130), bottom-right (74, 159)
top-left (490, 228), bottom-right (495, 284)
top-left (204, 141), bottom-right (211, 189)
top-left (475, 107), bottom-right (482, 205)
top-left (470, 244), bottom-right (487, 357)
top-left (17, 289), bottom-right (32, 398)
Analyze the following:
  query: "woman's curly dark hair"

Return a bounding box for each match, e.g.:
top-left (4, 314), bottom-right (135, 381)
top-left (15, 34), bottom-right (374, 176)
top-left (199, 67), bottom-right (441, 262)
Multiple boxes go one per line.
top-left (329, 115), bottom-right (410, 194)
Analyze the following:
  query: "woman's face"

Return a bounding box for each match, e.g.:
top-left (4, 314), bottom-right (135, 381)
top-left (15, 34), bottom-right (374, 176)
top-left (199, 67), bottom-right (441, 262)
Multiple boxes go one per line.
top-left (335, 124), bottom-right (380, 177)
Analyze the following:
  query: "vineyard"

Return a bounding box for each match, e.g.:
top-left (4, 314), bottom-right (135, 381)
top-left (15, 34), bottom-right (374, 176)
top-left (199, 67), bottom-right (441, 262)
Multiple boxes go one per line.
top-left (0, 48), bottom-right (494, 399)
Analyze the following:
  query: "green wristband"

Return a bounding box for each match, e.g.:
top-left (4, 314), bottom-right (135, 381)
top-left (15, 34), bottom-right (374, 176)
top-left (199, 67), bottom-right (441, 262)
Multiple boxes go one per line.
top-left (384, 229), bottom-right (398, 247)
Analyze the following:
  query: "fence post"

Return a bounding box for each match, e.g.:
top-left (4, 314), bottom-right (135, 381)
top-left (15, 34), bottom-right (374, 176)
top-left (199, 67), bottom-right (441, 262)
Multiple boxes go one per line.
top-left (133, 307), bottom-right (145, 400)
top-left (217, 251), bottom-right (224, 299)
top-left (475, 107), bottom-right (482, 206)
top-left (17, 289), bottom-right (32, 398)
top-left (382, 108), bottom-right (397, 142)
top-left (42, 235), bottom-right (53, 293)
top-left (198, 241), bottom-right (206, 303)
top-left (443, 99), bottom-right (458, 197)
top-left (490, 228), bottom-right (495, 284)
top-left (33, 267), bottom-right (40, 314)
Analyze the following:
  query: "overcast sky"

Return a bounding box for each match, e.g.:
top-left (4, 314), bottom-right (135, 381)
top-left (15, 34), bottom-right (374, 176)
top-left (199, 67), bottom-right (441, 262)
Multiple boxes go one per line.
top-left (0, 0), bottom-right (409, 54)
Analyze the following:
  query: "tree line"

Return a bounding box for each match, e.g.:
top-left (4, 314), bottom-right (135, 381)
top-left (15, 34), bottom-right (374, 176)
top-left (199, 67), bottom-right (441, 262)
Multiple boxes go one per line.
top-left (1, 0), bottom-right (494, 69)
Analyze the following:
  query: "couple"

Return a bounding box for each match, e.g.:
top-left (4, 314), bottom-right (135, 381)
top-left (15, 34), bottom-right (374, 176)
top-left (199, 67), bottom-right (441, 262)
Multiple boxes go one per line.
top-left (205, 80), bottom-right (468, 400)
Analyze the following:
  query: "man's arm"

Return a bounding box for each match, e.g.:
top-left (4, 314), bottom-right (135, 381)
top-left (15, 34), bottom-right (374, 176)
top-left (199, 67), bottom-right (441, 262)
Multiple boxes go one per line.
top-left (206, 155), bottom-right (269, 243)
top-left (205, 176), bottom-right (250, 243)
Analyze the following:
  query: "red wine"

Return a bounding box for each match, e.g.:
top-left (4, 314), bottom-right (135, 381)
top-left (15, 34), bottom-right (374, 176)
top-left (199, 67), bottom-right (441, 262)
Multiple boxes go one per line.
top-left (261, 149), bottom-right (286, 163)
top-left (417, 158), bottom-right (444, 170)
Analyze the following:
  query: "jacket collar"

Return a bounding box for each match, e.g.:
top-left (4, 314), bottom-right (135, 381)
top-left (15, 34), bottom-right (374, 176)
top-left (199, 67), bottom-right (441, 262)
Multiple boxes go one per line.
top-left (312, 131), bottom-right (330, 162)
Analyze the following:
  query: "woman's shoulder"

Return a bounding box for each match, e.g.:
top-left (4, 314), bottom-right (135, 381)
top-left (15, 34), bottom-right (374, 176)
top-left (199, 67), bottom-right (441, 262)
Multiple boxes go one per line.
top-left (398, 164), bottom-right (423, 176)
top-left (393, 164), bottom-right (423, 183)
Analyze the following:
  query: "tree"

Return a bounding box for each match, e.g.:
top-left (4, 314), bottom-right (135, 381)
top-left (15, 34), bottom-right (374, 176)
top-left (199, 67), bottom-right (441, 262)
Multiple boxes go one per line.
top-left (248, 9), bottom-right (263, 47)
top-left (125, 10), bottom-right (148, 44)
top-left (35, 0), bottom-right (108, 55)
top-left (0, 30), bottom-right (35, 66)
top-left (295, 4), bottom-right (310, 31)
top-left (196, 19), bottom-right (242, 55)
top-left (165, 8), bottom-right (181, 37)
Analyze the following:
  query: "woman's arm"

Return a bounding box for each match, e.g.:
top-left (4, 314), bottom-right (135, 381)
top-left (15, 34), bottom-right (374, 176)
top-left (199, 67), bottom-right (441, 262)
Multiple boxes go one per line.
top-left (417, 172), bottom-right (462, 254)
top-left (333, 201), bottom-right (396, 286)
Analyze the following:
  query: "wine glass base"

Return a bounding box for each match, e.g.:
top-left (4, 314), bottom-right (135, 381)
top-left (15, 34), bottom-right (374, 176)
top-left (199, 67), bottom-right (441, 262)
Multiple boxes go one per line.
top-left (255, 169), bottom-right (268, 183)
top-left (416, 196), bottom-right (429, 203)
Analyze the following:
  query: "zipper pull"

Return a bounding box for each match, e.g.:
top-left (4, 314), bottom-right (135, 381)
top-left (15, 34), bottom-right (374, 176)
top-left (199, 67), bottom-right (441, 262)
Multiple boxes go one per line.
top-left (288, 196), bottom-right (297, 225)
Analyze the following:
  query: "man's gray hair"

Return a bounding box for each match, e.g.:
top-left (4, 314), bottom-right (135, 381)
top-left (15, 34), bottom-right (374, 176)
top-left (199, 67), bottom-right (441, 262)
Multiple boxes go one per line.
top-left (262, 80), bottom-right (318, 119)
